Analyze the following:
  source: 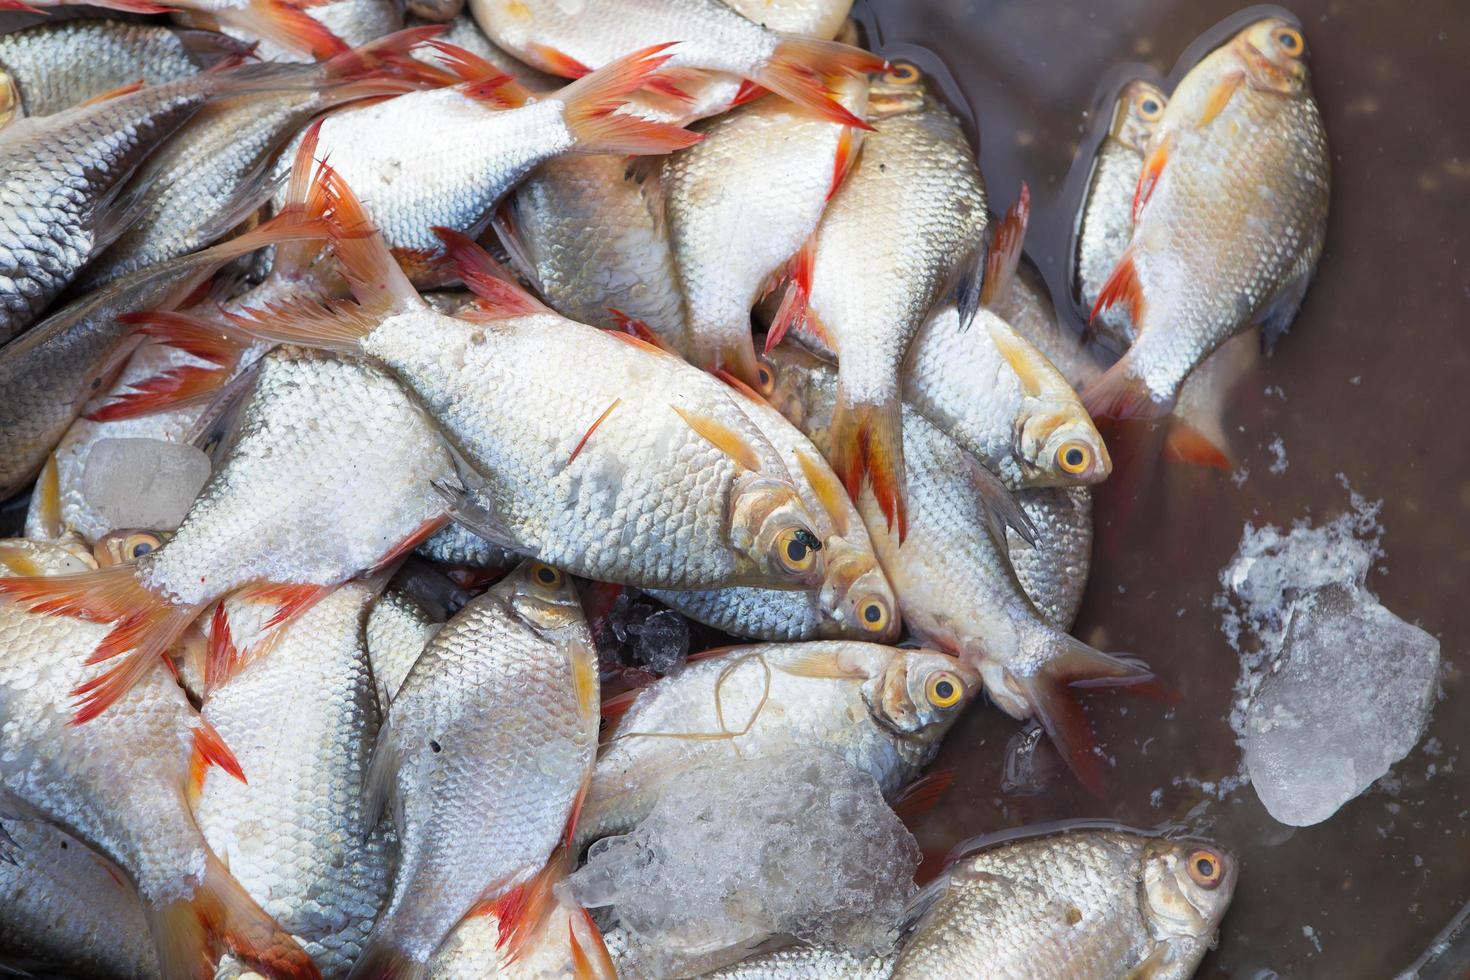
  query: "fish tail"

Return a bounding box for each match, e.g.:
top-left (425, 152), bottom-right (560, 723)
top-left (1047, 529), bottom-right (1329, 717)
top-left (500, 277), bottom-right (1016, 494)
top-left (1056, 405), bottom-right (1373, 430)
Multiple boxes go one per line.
top-left (85, 318), bottom-right (251, 422)
top-left (314, 27), bottom-right (455, 103)
top-left (764, 236), bottom-right (815, 353)
top-left (343, 935), bottom-right (425, 980)
top-left (0, 566), bottom-right (201, 724)
top-left (148, 851), bottom-right (320, 980)
top-left (830, 391), bottom-right (908, 542)
top-left (756, 36), bottom-right (886, 131)
top-left (1079, 352), bottom-right (1171, 423)
top-left (1014, 635), bottom-right (1154, 798)
top-left (1163, 417), bottom-right (1232, 469)
top-left (558, 44), bottom-right (702, 155)
top-left (431, 226), bottom-right (550, 318)
top-left (202, 0), bottom-right (348, 61)
top-left (417, 38), bottom-right (533, 106)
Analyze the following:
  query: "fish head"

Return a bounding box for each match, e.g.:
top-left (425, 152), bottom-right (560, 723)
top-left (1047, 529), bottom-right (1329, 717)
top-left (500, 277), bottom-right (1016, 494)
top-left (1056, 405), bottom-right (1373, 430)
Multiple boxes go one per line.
top-left (1232, 17), bottom-right (1310, 95)
top-left (1021, 407), bottom-right (1112, 486)
top-left (868, 60), bottom-right (929, 118)
top-left (1139, 838), bottom-right (1238, 962)
top-left (728, 473), bottom-right (827, 590)
top-left (870, 649), bottom-right (979, 740)
top-left (816, 537), bottom-right (900, 642)
top-left (93, 529), bottom-right (170, 569)
top-left (1112, 80), bottom-right (1167, 152)
top-left (756, 346), bottom-right (834, 432)
top-left (0, 70), bottom-right (20, 129)
top-left (503, 560), bottom-right (584, 638)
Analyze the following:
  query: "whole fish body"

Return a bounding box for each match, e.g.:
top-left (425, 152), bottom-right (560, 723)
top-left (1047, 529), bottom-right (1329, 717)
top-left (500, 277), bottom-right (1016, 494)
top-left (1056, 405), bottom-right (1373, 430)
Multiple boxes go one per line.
top-left (0, 19), bottom-right (247, 122)
top-left (0, 539), bottom-right (317, 979)
top-left (0, 819), bottom-right (161, 980)
top-left (0, 346), bottom-right (457, 723)
top-left (784, 66), bottom-right (987, 535)
top-left (1073, 77), bottom-right (1167, 353)
top-left (891, 830), bottom-right (1237, 980)
top-left (577, 641), bottom-right (977, 849)
top-left (761, 346), bottom-right (1145, 796)
top-left (664, 72), bottom-right (867, 382)
top-left (648, 380), bottom-right (898, 643)
top-left (351, 561), bottom-right (599, 979)
top-left (195, 583), bottom-right (394, 978)
top-left (902, 304), bottom-right (1109, 491)
top-left (1083, 17), bottom-right (1328, 419)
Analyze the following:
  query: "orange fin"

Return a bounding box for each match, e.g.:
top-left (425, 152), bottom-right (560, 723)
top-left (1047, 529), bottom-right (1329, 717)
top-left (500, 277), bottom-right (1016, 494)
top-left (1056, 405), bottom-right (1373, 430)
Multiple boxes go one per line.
top-left (149, 852), bottom-right (319, 980)
top-left (980, 182), bottom-right (1030, 309)
top-left (1132, 133), bottom-right (1170, 223)
top-left (671, 406), bottom-right (761, 472)
top-left (88, 318), bottom-right (248, 422)
top-left (324, 165), bottom-right (422, 314)
top-left (76, 80), bottom-right (145, 108)
top-left (729, 79), bottom-right (767, 107)
top-left (829, 394), bottom-right (908, 541)
top-left (828, 125), bottom-right (858, 200)
top-left (1087, 248), bottom-right (1143, 331)
top-left (214, 0), bottom-right (348, 61)
top-left (643, 68), bottom-right (698, 103)
top-left (525, 41), bottom-right (592, 78)
top-left (892, 768), bottom-right (955, 826)
top-left (205, 603), bottom-right (242, 694)
top-left (604, 329), bottom-right (676, 359)
top-left (557, 44), bottom-right (702, 155)
top-left (709, 335), bottom-right (761, 388)
top-left (567, 398), bottom-right (622, 466)
top-left (764, 236), bottom-right (815, 353)
top-left (188, 716), bottom-right (246, 803)
top-left (712, 368), bottom-right (763, 405)
top-left (1198, 71), bottom-right (1243, 128)
top-left (421, 40), bottom-right (529, 106)
top-left (1079, 352), bottom-right (1171, 422)
top-left (432, 226), bottom-right (549, 318)
top-left (774, 648), bottom-right (868, 680)
top-left (756, 37), bottom-right (884, 130)
top-left (487, 849), bottom-right (572, 966)
top-left (599, 687), bottom-right (643, 722)
top-left (794, 449), bottom-right (850, 537)
top-left (1163, 419), bottom-right (1231, 469)
top-left (568, 907), bottom-right (616, 980)
top-left (368, 517), bottom-right (451, 577)
top-left (605, 308), bottom-right (668, 350)
top-left (33, 454), bottom-right (62, 540)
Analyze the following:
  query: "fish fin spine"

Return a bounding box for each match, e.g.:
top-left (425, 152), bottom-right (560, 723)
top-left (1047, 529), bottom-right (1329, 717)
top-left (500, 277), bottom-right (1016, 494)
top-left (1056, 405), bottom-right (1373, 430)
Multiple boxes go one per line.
top-left (558, 45), bottom-right (702, 155)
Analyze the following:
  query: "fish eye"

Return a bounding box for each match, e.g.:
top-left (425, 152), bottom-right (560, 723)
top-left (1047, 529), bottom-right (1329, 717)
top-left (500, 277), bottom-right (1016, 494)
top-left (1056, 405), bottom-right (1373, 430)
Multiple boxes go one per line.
top-left (1275, 27), bottom-right (1303, 56)
top-left (857, 597), bottom-right (890, 632)
top-left (775, 527), bottom-right (821, 573)
top-left (1186, 848), bottom-right (1224, 889)
top-left (925, 670), bottom-right (964, 709)
top-left (1137, 96), bottom-right (1163, 120)
top-left (124, 532), bottom-right (161, 559)
top-left (756, 365), bottom-right (775, 394)
top-left (1057, 440), bottom-right (1092, 476)
top-left (531, 562), bottom-right (563, 588)
top-left (884, 62), bottom-right (920, 85)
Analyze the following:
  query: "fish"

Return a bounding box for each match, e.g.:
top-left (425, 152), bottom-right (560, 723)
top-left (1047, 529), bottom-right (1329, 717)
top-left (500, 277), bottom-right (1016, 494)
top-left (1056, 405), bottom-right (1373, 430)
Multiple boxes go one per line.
top-left (469, 0), bottom-right (882, 127)
top-left (668, 941), bottom-right (892, 979)
top-left (577, 641), bottom-right (977, 849)
top-left (0, 538), bottom-right (319, 979)
top-left (891, 829), bottom-right (1237, 980)
top-left (663, 71), bottom-right (868, 383)
top-left (1083, 17), bottom-right (1329, 420)
top-left (0, 19), bottom-right (248, 123)
top-left (425, 895), bottom-right (614, 979)
top-left (364, 584), bottom-right (446, 708)
top-left (350, 560), bottom-right (600, 980)
top-left (410, 14), bottom-right (560, 92)
top-left (760, 346), bottom-right (1149, 796)
top-left (1073, 78), bottom-right (1167, 353)
top-left (0, 62), bottom-right (320, 344)
top-left (195, 582), bottom-right (395, 978)
top-left (1162, 328), bottom-right (1260, 468)
top-left (210, 181), bottom-right (829, 594)
top-left (276, 43), bottom-right (700, 260)
top-left (78, 30), bottom-right (443, 291)
top-left (182, 0), bottom-right (403, 63)
top-left (0, 343), bottom-right (458, 722)
top-left (772, 62), bottom-right (988, 539)
top-left (0, 820), bottom-right (162, 979)
top-left (648, 372), bottom-right (898, 643)
top-left (1009, 487), bottom-right (1092, 632)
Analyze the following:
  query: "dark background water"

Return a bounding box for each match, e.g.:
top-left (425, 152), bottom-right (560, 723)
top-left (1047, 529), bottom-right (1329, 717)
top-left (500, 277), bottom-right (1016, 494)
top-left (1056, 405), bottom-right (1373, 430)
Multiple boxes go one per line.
top-left (860, 0), bottom-right (1470, 975)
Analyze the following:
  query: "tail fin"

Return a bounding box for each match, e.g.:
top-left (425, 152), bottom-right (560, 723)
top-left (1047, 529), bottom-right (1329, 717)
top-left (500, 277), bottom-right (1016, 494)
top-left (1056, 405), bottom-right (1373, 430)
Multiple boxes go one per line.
top-left (87, 315), bottom-right (251, 422)
top-left (203, 0), bottom-right (347, 61)
top-left (315, 27), bottom-right (454, 104)
top-left (147, 852), bottom-right (319, 980)
top-left (1080, 352), bottom-right (1171, 422)
top-left (0, 566), bottom-right (204, 724)
top-left (558, 44), bottom-right (702, 155)
top-left (419, 39), bottom-right (532, 106)
top-left (756, 36), bottom-right (884, 130)
top-left (1162, 418), bottom-right (1231, 469)
top-left (1014, 635), bottom-right (1153, 798)
top-left (343, 936), bottom-right (425, 980)
top-left (829, 392), bottom-right (908, 542)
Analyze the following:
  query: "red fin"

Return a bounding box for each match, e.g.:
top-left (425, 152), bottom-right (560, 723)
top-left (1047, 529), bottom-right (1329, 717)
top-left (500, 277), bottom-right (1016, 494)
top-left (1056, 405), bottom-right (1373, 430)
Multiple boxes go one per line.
top-left (828, 125), bottom-right (858, 200)
top-left (756, 37), bottom-right (884, 131)
top-left (892, 769), bottom-right (955, 826)
top-left (411, 39), bottom-right (530, 105)
top-left (1087, 248), bottom-right (1143, 330)
top-left (599, 687), bottom-right (643, 721)
top-left (489, 851), bottom-right (568, 965)
top-left (980, 182), bottom-right (1030, 309)
top-left (214, 0), bottom-right (348, 60)
top-left (1132, 134), bottom-right (1170, 223)
top-left (643, 70), bottom-right (696, 103)
top-left (764, 237), bottom-right (815, 353)
top-left (1163, 419), bottom-right (1231, 469)
top-left (568, 908), bottom-right (616, 980)
top-left (76, 80), bottom-right (146, 108)
top-left (324, 165), bottom-right (422, 314)
top-left (557, 44), bottom-right (702, 155)
top-left (605, 329), bottom-right (675, 359)
top-left (189, 717), bottom-right (246, 803)
top-left (605, 308), bottom-right (666, 349)
top-left (568, 398), bottom-right (622, 466)
top-left (147, 852), bottom-right (319, 980)
top-left (525, 41), bottom-right (591, 78)
top-left (712, 368), bottom-right (764, 405)
top-left (205, 603), bottom-right (242, 694)
top-left (1080, 353), bottom-right (1170, 422)
top-left (708, 335), bottom-right (761, 388)
top-left (368, 517), bottom-right (452, 576)
top-left (829, 394), bottom-right (908, 542)
top-left (432, 226), bottom-right (549, 317)
top-left (729, 79), bottom-right (766, 107)
top-left (88, 318), bottom-right (248, 422)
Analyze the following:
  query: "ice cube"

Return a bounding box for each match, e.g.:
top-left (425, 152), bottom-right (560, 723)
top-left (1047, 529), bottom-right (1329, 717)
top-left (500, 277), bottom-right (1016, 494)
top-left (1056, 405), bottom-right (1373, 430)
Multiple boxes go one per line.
top-left (1242, 583), bottom-right (1440, 827)
top-left (80, 438), bottom-right (210, 532)
top-left (568, 747), bottom-right (918, 977)
top-left (627, 609), bottom-right (688, 674)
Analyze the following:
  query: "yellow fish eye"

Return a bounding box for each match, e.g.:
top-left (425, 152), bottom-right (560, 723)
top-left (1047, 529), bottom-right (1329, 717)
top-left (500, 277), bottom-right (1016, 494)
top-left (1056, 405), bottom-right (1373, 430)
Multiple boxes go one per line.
top-left (857, 597), bottom-right (890, 632)
top-left (1275, 27), bottom-right (1304, 57)
top-left (1057, 440), bottom-right (1092, 476)
top-left (926, 671), bottom-right (964, 709)
top-left (1136, 95), bottom-right (1163, 121)
top-left (775, 527), bottom-right (820, 573)
top-left (756, 364), bottom-right (775, 395)
top-left (530, 562), bottom-right (564, 588)
top-left (124, 532), bottom-right (162, 560)
top-left (884, 62), bottom-right (920, 85)
top-left (1187, 848), bottom-right (1225, 889)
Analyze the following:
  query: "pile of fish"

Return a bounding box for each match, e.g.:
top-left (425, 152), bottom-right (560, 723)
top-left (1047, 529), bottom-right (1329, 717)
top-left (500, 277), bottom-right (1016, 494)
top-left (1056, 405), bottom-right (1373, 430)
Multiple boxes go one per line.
top-left (0, 1), bottom-right (1329, 977)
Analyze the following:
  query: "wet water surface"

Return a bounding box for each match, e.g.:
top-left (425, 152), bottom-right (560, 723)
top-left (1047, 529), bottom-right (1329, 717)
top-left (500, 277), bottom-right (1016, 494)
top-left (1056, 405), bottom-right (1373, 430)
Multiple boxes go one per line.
top-left (858, 0), bottom-right (1470, 975)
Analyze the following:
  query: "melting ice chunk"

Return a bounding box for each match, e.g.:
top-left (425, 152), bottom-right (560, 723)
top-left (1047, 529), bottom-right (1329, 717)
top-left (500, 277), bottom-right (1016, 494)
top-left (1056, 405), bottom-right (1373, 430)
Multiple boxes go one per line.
top-left (80, 438), bottom-right (210, 532)
top-left (569, 747), bottom-right (918, 977)
top-left (1241, 583), bottom-right (1440, 827)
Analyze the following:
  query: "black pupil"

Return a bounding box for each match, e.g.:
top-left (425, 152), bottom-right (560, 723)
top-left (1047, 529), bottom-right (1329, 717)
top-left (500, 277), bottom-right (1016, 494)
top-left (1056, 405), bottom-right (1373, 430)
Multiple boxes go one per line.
top-left (786, 540), bottom-right (807, 562)
top-left (864, 604), bottom-right (882, 623)
top-left (1142, 100), bottom-right (1158, 113)
top-left (1196, 858), bottom-right (1214, 876)
top-left (759, 369), bottom-right (771, 385)
top-left (1066, 448), bottom-right (1084, 466)
top-left (132, 542), bottom-right (153, 557)
top-left (537, 567), bottom-right (555, 583)
top-left (1280, 33), bottom-right (1295, 47)
top-left (935, 680), bottom-right (954, 699)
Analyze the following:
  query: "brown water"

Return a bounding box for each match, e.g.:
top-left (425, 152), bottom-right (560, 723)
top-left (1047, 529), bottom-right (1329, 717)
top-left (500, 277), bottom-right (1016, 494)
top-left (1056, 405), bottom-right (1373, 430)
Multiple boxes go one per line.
top-left (857, 0), bottom-right (1470, 974)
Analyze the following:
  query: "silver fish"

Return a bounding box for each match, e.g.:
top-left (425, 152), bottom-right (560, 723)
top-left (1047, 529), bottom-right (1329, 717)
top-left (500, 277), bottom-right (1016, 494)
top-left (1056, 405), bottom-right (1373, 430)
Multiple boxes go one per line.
top-left (1009, 487), bottom-right (1092, 632)
top-left (351, 561), bottom-right (599, 979)
top-left (892, 830), bottom-right (1237, 980)
top-left (365, 585), bottom-right (445, 708)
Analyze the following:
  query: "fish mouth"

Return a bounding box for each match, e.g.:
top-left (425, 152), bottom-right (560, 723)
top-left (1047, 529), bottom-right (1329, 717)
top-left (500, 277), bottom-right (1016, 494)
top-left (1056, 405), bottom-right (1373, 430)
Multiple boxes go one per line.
top-left (1235, 37), bottom-right (1303, 93)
